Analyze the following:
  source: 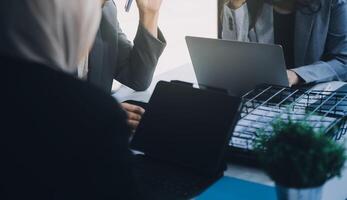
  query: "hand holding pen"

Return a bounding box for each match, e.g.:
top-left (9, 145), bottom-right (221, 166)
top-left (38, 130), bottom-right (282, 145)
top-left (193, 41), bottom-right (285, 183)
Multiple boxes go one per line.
top-left (125, 0), bottom-right (133, 12)
top-left (124, 0), bottom-right (163, 38)
top-left (125, 0), bottom-right (163, 14)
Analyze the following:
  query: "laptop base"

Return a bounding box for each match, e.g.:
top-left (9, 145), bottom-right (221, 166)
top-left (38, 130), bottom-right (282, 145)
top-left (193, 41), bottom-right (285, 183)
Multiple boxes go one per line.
top-left (132, 154), bottom-right (222, 200)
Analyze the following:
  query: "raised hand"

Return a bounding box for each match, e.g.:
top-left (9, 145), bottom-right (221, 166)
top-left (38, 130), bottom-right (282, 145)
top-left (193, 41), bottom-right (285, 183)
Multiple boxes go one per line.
top-left (135, 0), bottom-right (163, 37)
top-left (136, 0), bottom-right (163, 14)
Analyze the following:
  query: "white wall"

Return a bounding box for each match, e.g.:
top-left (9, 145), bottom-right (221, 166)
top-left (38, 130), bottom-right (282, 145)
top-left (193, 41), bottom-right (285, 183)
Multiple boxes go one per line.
top-left (114, 0), bottom-right (218, 76)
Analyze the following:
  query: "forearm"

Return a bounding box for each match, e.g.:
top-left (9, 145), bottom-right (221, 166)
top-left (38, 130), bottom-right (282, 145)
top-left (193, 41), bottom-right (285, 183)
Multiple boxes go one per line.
top-left (292, 0), bottom-right (347, 84)
top-left (292, 60), bottom-right (347, 84)
top-left (116, 25), bottom-right (166, 91)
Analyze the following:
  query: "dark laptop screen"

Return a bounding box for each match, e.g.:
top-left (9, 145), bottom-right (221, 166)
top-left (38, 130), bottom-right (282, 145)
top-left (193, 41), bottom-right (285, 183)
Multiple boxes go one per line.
top-left (131, 81), bottom-right (241, 176)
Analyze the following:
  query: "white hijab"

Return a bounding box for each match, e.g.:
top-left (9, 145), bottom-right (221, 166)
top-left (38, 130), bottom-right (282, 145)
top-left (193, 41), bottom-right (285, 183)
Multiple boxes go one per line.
top-left (0, 0), bottom-right (102, 74)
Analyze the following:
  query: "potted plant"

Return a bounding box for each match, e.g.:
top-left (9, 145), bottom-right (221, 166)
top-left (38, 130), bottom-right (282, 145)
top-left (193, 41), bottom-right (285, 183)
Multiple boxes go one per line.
top-left (254, 118), bottom-right (346, 200)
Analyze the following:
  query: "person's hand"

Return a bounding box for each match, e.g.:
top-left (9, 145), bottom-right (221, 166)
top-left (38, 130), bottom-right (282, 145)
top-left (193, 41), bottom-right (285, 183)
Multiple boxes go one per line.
top-left (135, 0), bottom-right (163, 38)
top-left (227, 0), bottom-right (247, 10)
top-left (121, 103), bottom-right (145, 132)
top-left (287, 70), bottom-right (300, 87)
top-left (136, 0), bottom-right (163, 15)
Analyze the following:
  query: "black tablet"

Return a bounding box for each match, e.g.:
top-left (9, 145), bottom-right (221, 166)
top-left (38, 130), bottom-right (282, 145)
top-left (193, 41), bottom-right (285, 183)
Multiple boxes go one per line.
top-left (131, 81), bottom-right (241, 176)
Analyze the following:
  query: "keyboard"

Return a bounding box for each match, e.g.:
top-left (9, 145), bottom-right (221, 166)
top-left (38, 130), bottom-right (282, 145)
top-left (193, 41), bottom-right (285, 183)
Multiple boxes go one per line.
top-left (132, 155), bottom-right (220, 200)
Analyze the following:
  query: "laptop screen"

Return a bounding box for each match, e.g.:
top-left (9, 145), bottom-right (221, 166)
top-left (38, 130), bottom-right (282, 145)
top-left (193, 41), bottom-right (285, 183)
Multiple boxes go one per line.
top-left (131, 81), bottom-right (241, 176)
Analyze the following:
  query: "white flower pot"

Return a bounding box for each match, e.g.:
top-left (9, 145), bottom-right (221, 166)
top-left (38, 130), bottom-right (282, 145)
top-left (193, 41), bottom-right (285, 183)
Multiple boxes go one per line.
top-left (276, 185), bottom-right (323, 200)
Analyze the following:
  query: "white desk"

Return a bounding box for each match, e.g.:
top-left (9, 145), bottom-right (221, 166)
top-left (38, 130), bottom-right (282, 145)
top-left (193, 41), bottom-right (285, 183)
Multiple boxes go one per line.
top-left (113, 63), bottom-right (347, 200)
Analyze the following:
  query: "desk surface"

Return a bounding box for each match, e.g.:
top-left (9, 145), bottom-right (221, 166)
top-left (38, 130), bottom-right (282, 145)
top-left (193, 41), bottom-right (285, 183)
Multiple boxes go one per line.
top-left (113, 63), bottom-right (347, 200)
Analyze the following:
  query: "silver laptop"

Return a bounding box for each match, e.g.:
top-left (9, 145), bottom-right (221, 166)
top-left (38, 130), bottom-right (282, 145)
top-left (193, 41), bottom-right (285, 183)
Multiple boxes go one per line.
top-left (186, 36), bottom-right (289, 96)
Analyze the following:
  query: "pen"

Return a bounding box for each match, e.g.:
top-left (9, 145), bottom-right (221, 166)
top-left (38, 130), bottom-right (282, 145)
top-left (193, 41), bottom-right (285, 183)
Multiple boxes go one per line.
top-left (125, 0), bottom-right (133, 12)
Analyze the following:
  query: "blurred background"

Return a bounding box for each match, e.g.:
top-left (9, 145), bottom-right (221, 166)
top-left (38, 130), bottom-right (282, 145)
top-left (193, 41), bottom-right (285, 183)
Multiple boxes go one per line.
top-left (114, 0), bottom-right (218, 76)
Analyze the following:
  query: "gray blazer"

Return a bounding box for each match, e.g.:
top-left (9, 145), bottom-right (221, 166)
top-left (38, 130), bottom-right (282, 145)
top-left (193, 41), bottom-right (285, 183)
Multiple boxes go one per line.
top-left (88, 1), bottom-right (166, 93)
top-left (222, 0), bottom-right (347, 84)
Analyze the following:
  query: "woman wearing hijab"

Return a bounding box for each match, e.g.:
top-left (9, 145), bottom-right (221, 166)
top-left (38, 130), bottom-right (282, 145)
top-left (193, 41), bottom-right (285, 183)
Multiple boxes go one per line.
top-left (221, 0), bottom-right (347, 87)
top-left (0, 0), bottom-right (141, 199)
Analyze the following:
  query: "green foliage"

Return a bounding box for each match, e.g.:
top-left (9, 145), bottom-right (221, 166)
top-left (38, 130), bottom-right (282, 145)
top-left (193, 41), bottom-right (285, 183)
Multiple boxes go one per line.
top-left (254, 118), bottom-right (346, 188)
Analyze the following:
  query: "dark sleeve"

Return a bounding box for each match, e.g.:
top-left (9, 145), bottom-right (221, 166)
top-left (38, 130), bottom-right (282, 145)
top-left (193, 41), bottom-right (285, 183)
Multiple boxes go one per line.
top-left (59, 82), bottom-right (143, 200)
top-left (116, 23), bottom-right (166, 91)
top-left (104, 2), bottom-right (166, 91)
top-left (1, 62), bottom-right (144, 200)
top-left (292, 0), bottom-right (347, 83)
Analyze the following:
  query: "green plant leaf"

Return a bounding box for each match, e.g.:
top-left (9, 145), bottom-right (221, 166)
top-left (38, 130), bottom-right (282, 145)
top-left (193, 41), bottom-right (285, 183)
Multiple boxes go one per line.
top-left (254, 117), bottom-right (346, 188)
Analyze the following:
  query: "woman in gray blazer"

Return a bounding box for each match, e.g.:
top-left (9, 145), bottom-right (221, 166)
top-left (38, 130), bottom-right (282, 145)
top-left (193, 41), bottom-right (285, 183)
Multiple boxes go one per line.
top-left (222, 0), bottom-right (347, 87)
top-left (85, 0), bottom-right (166, 131)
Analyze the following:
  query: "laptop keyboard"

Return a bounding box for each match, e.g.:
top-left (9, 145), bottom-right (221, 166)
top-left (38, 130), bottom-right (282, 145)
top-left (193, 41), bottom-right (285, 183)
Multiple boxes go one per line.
top-left (135, 169), bottom-right (204, 199)
top-left (132, 155), bottom-right (219, 200)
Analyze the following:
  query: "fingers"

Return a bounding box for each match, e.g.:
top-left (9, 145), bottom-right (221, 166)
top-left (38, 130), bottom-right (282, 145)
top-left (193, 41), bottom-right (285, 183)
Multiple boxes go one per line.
top-left (121, 103), bottom-right (145, 132)
top-left (287, 70), bottom-right (299, 87)
top-left (287, 70), bottom-right (293, 87)
top-left (122, 103), bottom-right (145, 115)
top-left (127, 119), bottom-right (140, 130)
top-left (127, 110), bottom-right (142, 121)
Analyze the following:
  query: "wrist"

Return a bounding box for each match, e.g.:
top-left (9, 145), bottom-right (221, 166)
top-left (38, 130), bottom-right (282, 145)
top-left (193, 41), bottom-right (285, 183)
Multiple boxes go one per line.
top-left (139, 11), bottom-right (159, 37)
top-left (139, 10), bottom-right (159, 21)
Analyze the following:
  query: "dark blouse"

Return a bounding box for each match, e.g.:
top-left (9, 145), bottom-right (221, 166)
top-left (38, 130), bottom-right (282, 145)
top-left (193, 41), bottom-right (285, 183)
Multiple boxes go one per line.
top-left (1, 56), bottom-right (142, 200)
top-left (274, 11), bottom-right (296, 68)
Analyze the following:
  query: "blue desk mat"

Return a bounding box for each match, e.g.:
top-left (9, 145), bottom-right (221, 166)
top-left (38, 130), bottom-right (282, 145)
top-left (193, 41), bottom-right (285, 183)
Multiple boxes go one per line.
top-left (197, 177), bottom-right (277, 200)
